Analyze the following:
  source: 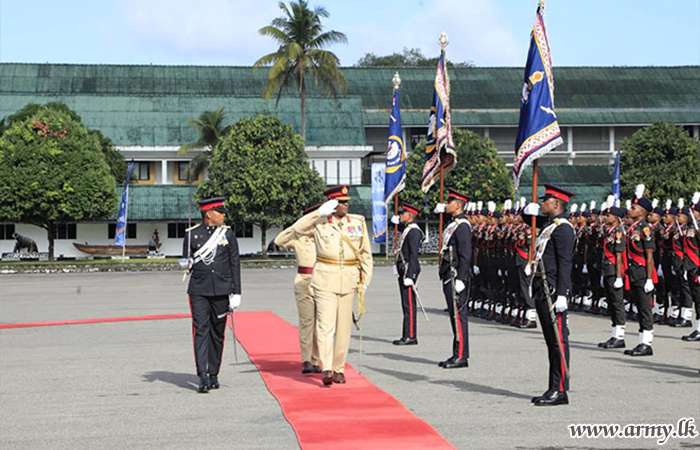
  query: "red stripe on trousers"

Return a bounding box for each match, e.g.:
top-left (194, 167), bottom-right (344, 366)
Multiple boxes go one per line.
top-left (557, 314), bottom-right (565, 392)
top-left (456, 306), bottom-right (464, 359)
top-left (408, 287), bottom-right (414, 338)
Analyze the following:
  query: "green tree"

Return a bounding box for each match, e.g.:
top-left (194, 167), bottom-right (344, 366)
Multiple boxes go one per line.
top-left (398, 129), bottom-right (512, 212)
top-left (355, 47), bottom-right (473, 68)
top-left (253, 0), bottom-right (348, 141)
top-left (177, 107), bottom-right (229, 182)
top-left (619, 122), bottom-right (700, 200)
top-left (199, 115), bottom-right (325, 256)
top-left (0, 105), bottom-right (118, 260)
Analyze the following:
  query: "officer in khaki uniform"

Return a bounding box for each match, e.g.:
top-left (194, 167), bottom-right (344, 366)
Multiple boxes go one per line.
top-left (293, 185), bottom-right (373, 386)
top-left (274, 203), bottom-right (322, 374)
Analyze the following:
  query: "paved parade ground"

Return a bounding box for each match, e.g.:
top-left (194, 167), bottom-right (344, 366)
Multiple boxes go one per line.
top-left (1, 267), bottom-right (699, 449)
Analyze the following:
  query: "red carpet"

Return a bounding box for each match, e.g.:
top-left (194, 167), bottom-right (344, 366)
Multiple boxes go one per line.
top-left (0, 313), bottom-right (191, 329)
top-left (233, 311), bottom-right (455, 450)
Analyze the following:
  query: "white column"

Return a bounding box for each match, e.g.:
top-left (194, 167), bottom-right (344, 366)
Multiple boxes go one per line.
top-left (161, 160), bottom-right (169, 184)
top-left (694, 126), bottom-right (699, 139)
top-left (609, 127), bottom-right (616, 165)
top-left (483, 128), bottom-right (490, 139)
top-left (567, 127), bottom-right (574, 165)
top-left (402, 128), bottom-right (409, 153)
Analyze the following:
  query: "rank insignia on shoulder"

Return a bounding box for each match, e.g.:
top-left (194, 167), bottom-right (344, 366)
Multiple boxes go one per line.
top-left (219, 237), bottom-right (228, 246)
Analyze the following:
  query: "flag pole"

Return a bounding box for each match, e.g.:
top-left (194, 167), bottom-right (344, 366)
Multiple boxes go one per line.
top-left (529, 160), bottom-right (538, 261)
top-left (122, 175), bottom-right (130, 263)
top-left (438, 166), bottom-right (445, 252)
top-left (394, 193), bottom-right (399, 251)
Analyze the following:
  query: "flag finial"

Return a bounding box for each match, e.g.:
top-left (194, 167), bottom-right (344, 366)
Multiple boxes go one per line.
top-left (439, 31), bottom-right (449, 50)
top-left (538, 0), bottom-right (545, 9)
top-left (392, 72), bottom-right (401, 89)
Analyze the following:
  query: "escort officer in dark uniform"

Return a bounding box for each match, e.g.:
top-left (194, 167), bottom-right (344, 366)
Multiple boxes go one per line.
top-left (522, 183), bottom-right (575, 406)
top-left (598, 204), bottom-right (627, 349)
top-left (391, 202), bottom-right (424, 345)
top-left (677, 199), bottom-right (700, 332)
top-left (435, 188), bottom-right (472, 369)
top-left (682, 197), bottom-right (700, 341)
top-left (182, 197), bottom-right (241, 393)
top-left (623, 185), bottom-right (657, 357)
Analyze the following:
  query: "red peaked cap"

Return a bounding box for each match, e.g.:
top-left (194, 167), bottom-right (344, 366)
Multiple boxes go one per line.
top-left (199, 197), bottom-right (227, 212)
top-left (447, 187), bottom-right (470, 203)
top-left (540, 183), bottom-right (575, 203)
top-left (324, 185), bottom-right (350, 201)
top-left (400, 202), bottom-right (421, 215)
top-left (303, 203), bottom-right (322, 215)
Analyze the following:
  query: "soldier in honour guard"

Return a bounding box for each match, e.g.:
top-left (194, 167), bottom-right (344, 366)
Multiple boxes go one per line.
top-left (292, 185), bottom-right (373, 386)
top-left (658, 200), bottom-right (679, 324)
top-left (390, 202), bottom-right (424, 345)
top-left (522, 183), bottom-right (575, 406)
top-left (677, 193), bottom-right (700, 339)
top-left (597, 198), bottom-right (628, 349)
top-left (681, 194), bottom-right (700, 341)
top-left (622, 185), bottom-right (657, 357)
top-left (182, 197), bottom-right (241, 393)
top-left (273, 203), bottom-right (323, 374)
top-left (434, 188), bottom-right (472, 369)
top-left (513, 199), bottom-right (537, 328)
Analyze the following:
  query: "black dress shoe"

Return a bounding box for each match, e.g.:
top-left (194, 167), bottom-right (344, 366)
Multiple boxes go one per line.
top-left (598, 337), bottom-right (626, 349)
top-left (534, 391), bottom-right (568, 406)
top-left (624, 343), bottom-right (653, 356)
top-left (671, 319), bottom-right (692, 328)
top-left (301, 361), bottom-right (314, 374)
top-left (197, 376), bottom-right (210, 394)
top-left (518, 319), bottom-right (537, 329)
top-left (322, 370), bottom-right (334, 386)
top-left (443, 358), bottom-right (468, 369)
top-left (312, 364), bottom-right (322, 373)
top-left (438, 356), bottom-right (456, 367)
top-left (682, 330), bottom-right (700, 341)
top-left (393, 337), bottom-right (418, 346)
top-left (531, 389), bottom-right (555, 403)
top-left (209, 375), bottom-right (220, 389)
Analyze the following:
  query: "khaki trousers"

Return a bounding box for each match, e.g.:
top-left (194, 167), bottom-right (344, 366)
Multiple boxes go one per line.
top-left (294, 274), bottom-right (319, 364)
top-left (314, 289), bottom-right (355, 373)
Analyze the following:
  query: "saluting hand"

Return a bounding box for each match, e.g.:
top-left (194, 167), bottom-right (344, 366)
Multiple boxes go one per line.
top-left (318, 199), bottom-right (338, 217)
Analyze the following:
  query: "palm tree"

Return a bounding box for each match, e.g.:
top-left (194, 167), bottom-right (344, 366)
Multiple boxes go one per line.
top-left (177, 107), bottom-right (228, 182)
top-left (253, 0), bottom-right (348, 141)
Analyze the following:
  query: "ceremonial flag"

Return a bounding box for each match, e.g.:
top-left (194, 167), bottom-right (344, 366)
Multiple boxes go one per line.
top-left (421, 50), bottom-right (456, 193)
top-left (371, 163), bottom-right (387, 243)
top-left (612, 150), bottom-right (621, 204)
top-left (385, 85), bottom-right (406, 203)
top-left (512, 4), bottom-right (563, 189)
top-left (115, 162), bottom-right (135, 247)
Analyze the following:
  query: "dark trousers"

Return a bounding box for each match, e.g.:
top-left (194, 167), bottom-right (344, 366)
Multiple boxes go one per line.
top-left (628, 280), bottom-right (654, 332)
top-left (688, 271), bottom-right (700, 316)
top-left (660, 255), bottom-right (678, 310)
top-left (189, 294), bottom-right (228, 377)
top-left (517, 264), bottom-right (534, 310)
top-left (603, 275), bottom-right (626, 327)
top-left (533, 279), bottom-right (570, 392)
top-left (443, 278), bottom-right (470, 359)
top-left (398, 278), bottom-right (417, 339)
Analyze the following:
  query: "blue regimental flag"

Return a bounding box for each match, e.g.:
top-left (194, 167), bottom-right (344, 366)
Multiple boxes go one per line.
top-left (371, 163), bottom-right (387, 243)
top-left (385, 86), bottom-right (406, 203)
top-left (114, 162), bottom-right (135, 246)
top-left (421, 50), bottom-right (456, 193)
top-left (512, 4), bottom-right (563, 189)
top-left (612, 150), bottom-right (621, 204)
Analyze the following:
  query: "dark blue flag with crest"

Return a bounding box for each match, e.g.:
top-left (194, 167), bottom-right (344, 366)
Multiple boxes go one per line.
top-left (512, 4), bottom-right (563, 189)
top-left (385, 84), bottom-right (406, 203)
top-left (612, 150), bottom-right (621, 204)
top-left (115, 162), bottom-right (135, 246)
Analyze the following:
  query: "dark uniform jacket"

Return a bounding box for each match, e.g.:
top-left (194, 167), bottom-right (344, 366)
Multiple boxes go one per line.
top-left (625, 220), bottom-right (655, 283)
top-left (523, 212), bottom-right (575, 298)
top-left (438, 213), bottom-right (472, 282)
top-left (396, 223), bottom-right (423, 282)
top-left (602, 224), bottom-right (625, 277)
top-left (182, 224), bottom-right (241, 296)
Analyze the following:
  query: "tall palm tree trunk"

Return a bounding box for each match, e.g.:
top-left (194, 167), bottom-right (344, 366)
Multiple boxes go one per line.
top-left (299, 65), bottom-right (306, 142)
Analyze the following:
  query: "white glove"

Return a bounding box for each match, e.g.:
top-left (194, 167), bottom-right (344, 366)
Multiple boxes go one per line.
top-left (523, 202), bottom-right (540, 216)
top-left (554, 295), bottom-right (568, 313)
top-left (643, 279), bottom-right (654, 294)
top-left (318, 199), bottom-right (338, 217)
top-left (178, 257), bottom-right (193, 270)
top-left (613, 277), bottom-right (623, 289)
top-left (390, 215), bottom-right (400, 225)
top-left (683, 272), bottom-right (688, 281)
top-left (497, 269), bottom-right (502, 277)
top-left (228, 294), bottom-right (241, 310)
top-left (392, 265), bottom-right (398, 276)
top-left (455, 279), bottom-right (465, 293)
top-left (671, 266), bottom-right (676, 276)
top-left (433, 203), bottom-right (446, 214)
top-left (599, 276), bottom-right (604, 288)
top-left (582, 264), bottom-right (588, 274)
top-left (657, 265), bottom-right (663, 278)
top-left (403, 278), bottom-right (414, 287)
top-left (524, 264), bottom-right (532, 277)
top-left (473, 265), bottom-right (480, 276)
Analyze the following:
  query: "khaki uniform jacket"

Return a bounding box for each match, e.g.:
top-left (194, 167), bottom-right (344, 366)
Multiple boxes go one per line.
top-left (293, 211), bottom-right (373, 295)
top-left (274, 221), bottom-right (317, 297)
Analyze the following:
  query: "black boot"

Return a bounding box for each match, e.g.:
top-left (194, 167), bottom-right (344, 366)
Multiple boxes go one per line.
top-left (197, 375), bottom-right (210, 393)
top-left (534, 390), bottom-right (568, 406)
top-left (597, 337), bottom-right (625, 349)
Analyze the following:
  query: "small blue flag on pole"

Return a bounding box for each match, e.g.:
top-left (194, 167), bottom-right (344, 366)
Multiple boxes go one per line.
top-left (371, 163), bottom-right (387, 244)
top-left (115, 162), bottom-right (135, 246)
top-left (512, 3), bottom-right (563, 189)
top-left (612, 150), bottom-right (621, 205)
top-left (385, 79), bottom-right (406, 204)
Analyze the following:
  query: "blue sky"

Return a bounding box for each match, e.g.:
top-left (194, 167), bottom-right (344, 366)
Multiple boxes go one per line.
top-left (1, 0), bottom-right (698, 67)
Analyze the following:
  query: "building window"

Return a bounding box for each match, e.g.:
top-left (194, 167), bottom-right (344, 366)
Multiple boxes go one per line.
top-left (168, 222), bottom-right (188, 238)
top-left (135, 162), bottom-right (150, 181)
top-left (0, 223), bottom-right (15, 240)
top-left (234, 222), bottom-right (254, 238)
top-left (56, 223), bottom-right (77, 240)
top-left (108, 223), bottom-right (136, 239)
top-left (177, 162), bottom-right (194, 182)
